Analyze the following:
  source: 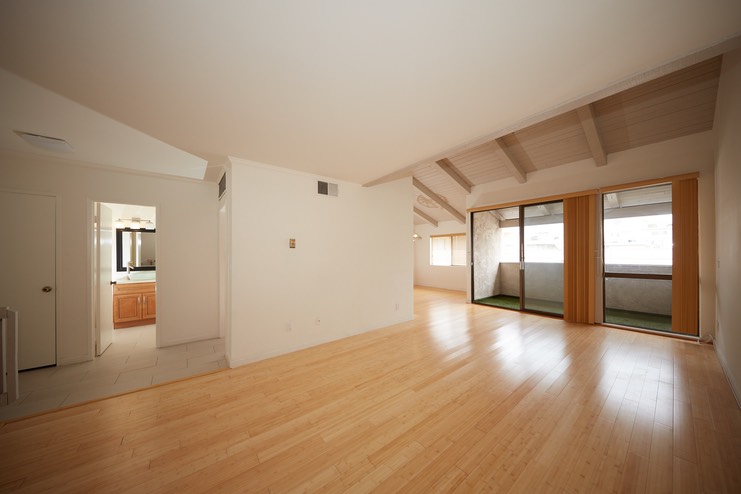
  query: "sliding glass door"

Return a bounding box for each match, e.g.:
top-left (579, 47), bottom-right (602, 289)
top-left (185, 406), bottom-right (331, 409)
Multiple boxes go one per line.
top-left (471, 206), bottom-right (520, 310)
top-left (471, 174), bottom-right (697, 332)
top-left (522, 202), bottom-right (564, 315)
top-left (472, 200), bottom-right (564, 316)
top-left (602, 183), bottom-right (673, 331)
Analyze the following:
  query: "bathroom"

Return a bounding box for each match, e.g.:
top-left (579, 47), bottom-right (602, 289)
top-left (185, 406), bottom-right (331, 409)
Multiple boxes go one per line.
top-left (106, 202), bottom-right (158, 330)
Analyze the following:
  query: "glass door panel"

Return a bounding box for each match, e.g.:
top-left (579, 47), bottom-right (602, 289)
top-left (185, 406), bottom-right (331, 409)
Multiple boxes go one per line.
top-left (522, 201), bottom-right (564, 315)
top-left (471, 207), bottom-right (520, 309)
top-left (603, 183), bottom-right (672, 331)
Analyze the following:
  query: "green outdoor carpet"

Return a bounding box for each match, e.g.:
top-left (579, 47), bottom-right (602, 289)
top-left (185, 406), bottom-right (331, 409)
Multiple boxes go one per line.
top-left (475, 296), bottom-right (670, 331)
top-left (604, 308), bottom-right (672, 332)
top-left (474, 295), bottom-right (564, 315)
top-left (475, 294), bottom-right (520, 310)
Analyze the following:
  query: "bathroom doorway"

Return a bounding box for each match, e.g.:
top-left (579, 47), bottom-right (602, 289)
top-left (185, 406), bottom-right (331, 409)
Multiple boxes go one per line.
top-left (93, 202), bottom-right (158, 359)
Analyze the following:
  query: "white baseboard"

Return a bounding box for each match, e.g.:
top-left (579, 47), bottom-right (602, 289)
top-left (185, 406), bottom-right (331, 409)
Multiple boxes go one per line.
top-left (57, 354), bottom-right (92, 366)
top-left (227, 313), bottom-right (414, 369)
top-left (158, 332), bottom-right (220, 348)
top-left (715, 343), bottom-right (741, 408)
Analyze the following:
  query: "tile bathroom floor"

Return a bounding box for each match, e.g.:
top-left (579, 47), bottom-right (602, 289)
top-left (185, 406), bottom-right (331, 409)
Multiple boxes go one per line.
top-left (0, 324), bottom-right (226, 421)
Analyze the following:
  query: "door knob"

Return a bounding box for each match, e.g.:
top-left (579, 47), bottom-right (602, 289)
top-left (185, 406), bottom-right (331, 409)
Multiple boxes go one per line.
top-left (42, 286), bottom-right (53, 293)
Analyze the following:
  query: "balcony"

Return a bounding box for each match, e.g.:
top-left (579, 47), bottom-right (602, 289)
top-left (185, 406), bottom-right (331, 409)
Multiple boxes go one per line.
top-left (473, 262), bottom-right (672, 331)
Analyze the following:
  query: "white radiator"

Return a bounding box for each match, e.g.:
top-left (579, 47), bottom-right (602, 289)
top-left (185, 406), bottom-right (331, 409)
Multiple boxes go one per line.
top-left (0, 307), bottom-right (19, 405)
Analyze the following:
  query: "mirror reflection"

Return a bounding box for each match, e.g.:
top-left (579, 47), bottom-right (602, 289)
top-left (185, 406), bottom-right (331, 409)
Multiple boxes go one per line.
top-left (116, 229), bottom-right (156, 272)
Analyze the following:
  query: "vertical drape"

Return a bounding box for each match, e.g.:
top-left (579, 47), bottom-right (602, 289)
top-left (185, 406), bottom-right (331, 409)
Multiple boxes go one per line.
top-left (563, 194), bottom-right (596, 324)
top-left (672, 178), bottom-right (699, 335)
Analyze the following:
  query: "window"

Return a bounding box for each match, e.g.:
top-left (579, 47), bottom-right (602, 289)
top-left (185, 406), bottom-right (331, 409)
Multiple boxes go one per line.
top-left (430, 234), bottom-right (466, 266)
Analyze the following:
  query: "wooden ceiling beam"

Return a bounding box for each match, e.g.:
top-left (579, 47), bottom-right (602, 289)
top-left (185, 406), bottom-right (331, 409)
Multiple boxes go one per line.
top-left (576, 104), bottom-right (608, 166)
top-left (434, 158), bottom-right (472, 194)
top-left (489, 138), bottom-right (526, 183)
top-left (363, 36), bottom-right (741, 187)
top-left (489, 209), bottom-right (503, 221)
top-left (412, 178), bottom-right (466, 223)
top-left (413, 207), bottom-right (438, 227)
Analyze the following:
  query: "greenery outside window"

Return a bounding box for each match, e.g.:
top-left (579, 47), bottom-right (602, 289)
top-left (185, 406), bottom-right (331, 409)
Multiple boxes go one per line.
top-left (430, 234), bottom-right (466, 266)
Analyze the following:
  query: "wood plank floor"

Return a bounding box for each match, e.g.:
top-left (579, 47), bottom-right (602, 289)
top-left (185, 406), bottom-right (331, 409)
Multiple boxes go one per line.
top-left (1, 287), bottom-right (739, 493)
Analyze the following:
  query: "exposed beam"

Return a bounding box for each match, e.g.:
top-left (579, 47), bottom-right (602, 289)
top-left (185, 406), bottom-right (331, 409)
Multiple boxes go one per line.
top-left (434, 158), bottom-right (471, 194)
top-left (363, 167), bottom-right (416, 187)
top-left (413, 207), bottom-right (438, 227)
top-left (362, 35), bottom-right (741, 188)
top-left (488, 209), bottom-right (503, 221)
top-left (489, 138), bottom-right (526, 183)
top-left (604, 192), bottom-right (620, 209)
top-left (412, 178), bottom-right (466, 224)
top-left (576, 104), bottom-right (607, 166)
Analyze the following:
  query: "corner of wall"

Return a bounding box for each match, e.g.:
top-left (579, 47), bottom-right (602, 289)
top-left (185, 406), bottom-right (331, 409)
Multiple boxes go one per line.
top-left (712, 46), bottom-right (741, 404)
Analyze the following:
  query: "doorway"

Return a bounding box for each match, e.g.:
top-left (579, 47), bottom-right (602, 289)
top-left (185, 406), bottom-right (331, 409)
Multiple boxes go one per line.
top-left (93, 202), bottom-right (158, 358)
top-left (472, 200), bottom-right (564, 317)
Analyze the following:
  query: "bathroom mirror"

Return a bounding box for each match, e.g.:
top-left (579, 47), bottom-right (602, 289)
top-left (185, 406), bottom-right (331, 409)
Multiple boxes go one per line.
top-left (116, 228), bottom-right (157, 272)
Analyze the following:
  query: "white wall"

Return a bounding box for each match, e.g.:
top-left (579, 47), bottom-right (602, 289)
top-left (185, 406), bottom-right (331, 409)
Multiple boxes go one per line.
top-left (414, 220), bottom-right (467, 292)
top-left (0, 150), bottom-right (219, 364)
top-left (227, 158), bottom-right (413, 366)
top-left (713, 48), bottom-right (741, 403)
top-left (469, 131), bottom-right (716, 336)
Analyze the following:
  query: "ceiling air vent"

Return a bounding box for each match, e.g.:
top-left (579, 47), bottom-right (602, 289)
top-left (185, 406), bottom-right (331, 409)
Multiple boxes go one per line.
top-left (317, 181), bottom-right (338, 197)
top-left (14, 131), bottom-right (74, 153)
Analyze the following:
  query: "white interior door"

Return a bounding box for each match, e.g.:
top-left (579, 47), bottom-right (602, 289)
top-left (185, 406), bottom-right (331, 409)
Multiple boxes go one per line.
top-left (95, 203), bottom-right (114, 355)
top-left (0, 191), bottom-right (56, 370)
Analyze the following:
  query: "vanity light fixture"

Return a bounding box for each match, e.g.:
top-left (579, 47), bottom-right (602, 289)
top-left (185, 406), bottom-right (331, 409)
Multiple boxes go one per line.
top-left (115, 217), bottom-right (155, 230)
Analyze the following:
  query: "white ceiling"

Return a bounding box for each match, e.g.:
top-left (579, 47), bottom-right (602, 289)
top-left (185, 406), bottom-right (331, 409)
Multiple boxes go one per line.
top-left (0, 69), bottom-right (207, 179)
top-left (1, 1), bottom-right (740, 184)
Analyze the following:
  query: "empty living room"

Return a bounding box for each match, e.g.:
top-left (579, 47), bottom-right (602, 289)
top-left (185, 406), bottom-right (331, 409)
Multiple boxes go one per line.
top-left (1, 2), bottom-right (740, 492)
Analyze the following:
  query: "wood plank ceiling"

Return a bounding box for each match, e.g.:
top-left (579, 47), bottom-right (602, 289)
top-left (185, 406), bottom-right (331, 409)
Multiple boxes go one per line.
top-left (411, 56), bottom-right (722, 226)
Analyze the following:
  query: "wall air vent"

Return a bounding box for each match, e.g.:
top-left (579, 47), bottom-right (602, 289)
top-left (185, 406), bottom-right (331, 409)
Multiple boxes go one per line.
top-left (317, 181), bottom-right (338, 197)
top-left (218, 173), bottom-right (227, 199)
top-left (14, 131), bottom-right (74, 153)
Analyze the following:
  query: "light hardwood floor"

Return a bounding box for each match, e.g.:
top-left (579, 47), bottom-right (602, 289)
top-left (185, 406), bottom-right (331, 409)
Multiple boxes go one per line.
top-left (1, 287), bottom-right (739, 493)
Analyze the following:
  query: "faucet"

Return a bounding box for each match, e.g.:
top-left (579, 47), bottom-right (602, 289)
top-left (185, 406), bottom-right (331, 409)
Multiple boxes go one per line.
top-left (127, 261), bottom-right (134, 275)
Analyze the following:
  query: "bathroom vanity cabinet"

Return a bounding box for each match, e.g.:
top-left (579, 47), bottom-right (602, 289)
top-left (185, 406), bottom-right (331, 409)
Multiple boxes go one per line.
top-left (113, 282), bottom-right (156, 328)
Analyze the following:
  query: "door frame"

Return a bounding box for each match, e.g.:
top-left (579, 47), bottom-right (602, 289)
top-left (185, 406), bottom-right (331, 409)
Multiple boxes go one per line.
top-left (88, 199), bottom-right (160, 358)
top-left (93, 202), bottom-right (114, 356)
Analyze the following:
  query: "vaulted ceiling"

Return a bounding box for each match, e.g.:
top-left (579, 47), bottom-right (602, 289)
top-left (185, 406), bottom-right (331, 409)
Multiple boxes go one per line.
top-left (408, 56), bottom-right (723, 225)
top-left (0, 2), bottom-right (739, 201)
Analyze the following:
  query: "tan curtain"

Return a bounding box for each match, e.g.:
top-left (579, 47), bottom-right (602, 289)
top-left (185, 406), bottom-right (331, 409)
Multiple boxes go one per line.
top-left (563, 194), bottom-right (596, 324)
top-left (672, 178), bottom-right (699, 335)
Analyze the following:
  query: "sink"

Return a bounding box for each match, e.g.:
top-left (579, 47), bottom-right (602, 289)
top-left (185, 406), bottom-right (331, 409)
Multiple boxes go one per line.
top-left (128, 271), bottom-right (156, 281)
top-left (117, 271), bottom-right (156, 284)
